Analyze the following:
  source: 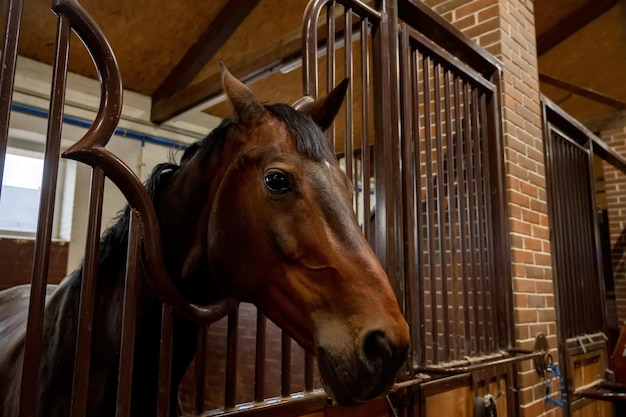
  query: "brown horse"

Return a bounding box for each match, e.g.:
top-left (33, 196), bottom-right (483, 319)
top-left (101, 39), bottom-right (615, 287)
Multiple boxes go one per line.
top-left (0, 67), bottom-right (409, 416)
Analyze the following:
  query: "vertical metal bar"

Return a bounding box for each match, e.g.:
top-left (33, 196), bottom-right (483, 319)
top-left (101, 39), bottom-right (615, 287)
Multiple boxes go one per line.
top-left (487, 70), bottom-right (513, 348)
top-left (0, 0), bottom-right (23, 197)
top-left (304, 352), bottom-right (314, 392)
top-left (116, 209), bottom-right (142, 417)
top-left (454, 77), bottom-right (470, 355)
top-left (281, 331), bottom-right (291, 397)
top-left (326, 1), bottom-right (336, 148)
top-left (479, 92), bottom-right (496, 353)
top-left (452, 76), bottom-right (469, 355)
top-left (71, 167), bottom-right (105, 417)
top-left (567, 143), bottom-right (582, 336)
top-left (157, 305), bottom-right (174, 417)
top-left (413, 49), bottom-right (426, 367)
top-left (433, 61), bottom-right (449, 362)
top-left (553, 133), bottom-right (572, 338)
top-left (193, 326), bottom-right (208, 415)
top-left (360, 17), bottom-right (371, 241)
top-left (224, 308), bottom-right (239, 408)
top-left (443, 68), bottom-right (459, 359)
top-left (19, 14), bottom-right (69, 417)
top-left (344, 8), bottom-right (354, 186)
top-left (302, 0), bottom-right (319, 96)
top-left (387, 0), bottom-right (404, 307)
top-left (254, 312), bottom-right (266, 402)
top-left (399, 25), bottom-right (417, 372)
top-left (569, 143), bottom-right (585, 336)
top-left (470, 87), bottom-right (486, 355)
top-left (568, 145), bottom-right (589, 336)
top-left (422, 55), bottom-right (438, 364)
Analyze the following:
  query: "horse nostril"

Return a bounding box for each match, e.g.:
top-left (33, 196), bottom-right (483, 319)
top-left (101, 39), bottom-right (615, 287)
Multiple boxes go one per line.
top-left (362, 330), bottom-right (394, 372)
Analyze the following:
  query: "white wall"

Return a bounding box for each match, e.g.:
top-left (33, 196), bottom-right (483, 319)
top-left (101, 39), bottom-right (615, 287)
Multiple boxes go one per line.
top-left (8, 57), bottom-right (222, 273)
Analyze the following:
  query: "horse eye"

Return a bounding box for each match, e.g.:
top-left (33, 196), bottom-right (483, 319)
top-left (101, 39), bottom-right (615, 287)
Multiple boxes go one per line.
top-left (264, 170), bottom-right (292, 193)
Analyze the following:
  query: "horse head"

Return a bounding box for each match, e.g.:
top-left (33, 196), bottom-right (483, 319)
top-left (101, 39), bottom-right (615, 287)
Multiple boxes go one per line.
top-left (210, 66), bottom-right (411, 405)
top-left (165, 66), bottom-right (410, 405)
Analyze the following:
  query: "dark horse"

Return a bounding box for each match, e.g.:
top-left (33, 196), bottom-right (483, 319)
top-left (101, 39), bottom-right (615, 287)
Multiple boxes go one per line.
top-left (0, 68), bottom-right (409, 417)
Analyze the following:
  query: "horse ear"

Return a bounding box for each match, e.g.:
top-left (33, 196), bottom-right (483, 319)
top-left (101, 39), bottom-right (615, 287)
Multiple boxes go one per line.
top-left (294, 78), bottom-right (349, 131)
top-left (221, 63), bottom-right (265, 124)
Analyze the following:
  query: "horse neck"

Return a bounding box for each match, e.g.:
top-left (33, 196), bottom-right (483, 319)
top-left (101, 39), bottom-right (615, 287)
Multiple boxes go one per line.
top-left (156, 156), bottom-right (228, 306)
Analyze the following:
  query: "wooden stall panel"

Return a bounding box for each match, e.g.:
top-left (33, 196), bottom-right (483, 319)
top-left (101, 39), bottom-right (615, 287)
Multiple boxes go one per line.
top-left (571, 400), bottom-right (613, 417)
top-left (569, 348), bottom-right (607, 390)
top-left (424, 378), bottom-right (508, 417)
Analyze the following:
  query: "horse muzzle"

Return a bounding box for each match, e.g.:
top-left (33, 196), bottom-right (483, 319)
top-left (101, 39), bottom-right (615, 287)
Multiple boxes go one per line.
top-left (316, 329), bottom-right (408, 405)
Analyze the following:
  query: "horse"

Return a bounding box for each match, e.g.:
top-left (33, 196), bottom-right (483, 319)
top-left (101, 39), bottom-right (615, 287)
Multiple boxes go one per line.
top-left (0, 66), bottom-right (410, 417)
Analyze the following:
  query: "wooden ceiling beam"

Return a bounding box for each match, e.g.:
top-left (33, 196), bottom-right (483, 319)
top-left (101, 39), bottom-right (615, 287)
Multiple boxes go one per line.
top-left (539, 73), bottom-right (626, 110)
top-left (152, 0), bottom-right (260, 101)
top-left (537, 0), bottom-right (617, 56)
top-left (150, 27), bottom-right (303, 124)
top-left (151, 16), bottom-right (356, 124)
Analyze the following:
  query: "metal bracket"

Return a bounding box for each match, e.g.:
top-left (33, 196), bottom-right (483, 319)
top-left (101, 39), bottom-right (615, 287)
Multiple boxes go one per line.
top-left (533, 333), bottom-right (550, 378)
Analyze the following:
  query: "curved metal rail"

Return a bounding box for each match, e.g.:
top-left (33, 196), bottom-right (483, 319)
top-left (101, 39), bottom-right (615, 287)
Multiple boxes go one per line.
top-left (53, 0), bottom-right (237, 325)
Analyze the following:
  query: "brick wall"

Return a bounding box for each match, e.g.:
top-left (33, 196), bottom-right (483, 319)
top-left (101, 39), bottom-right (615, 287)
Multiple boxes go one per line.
top-left (422, 1), bottom-right (558, 416)
top-left (0, 237), bottom-right (69, 291)
top-left (599, 127), bottom-right (626, 327)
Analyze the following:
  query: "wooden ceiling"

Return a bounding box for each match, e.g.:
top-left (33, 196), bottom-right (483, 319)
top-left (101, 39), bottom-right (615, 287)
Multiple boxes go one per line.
top-left (14, 0), bottom-right (626, 132)
top-left (535, 0), bottom-right (626, 129)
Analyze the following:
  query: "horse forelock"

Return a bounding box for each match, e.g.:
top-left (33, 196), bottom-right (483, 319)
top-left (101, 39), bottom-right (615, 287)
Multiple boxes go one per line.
top-left (265, 103), bottom-right (334, 163)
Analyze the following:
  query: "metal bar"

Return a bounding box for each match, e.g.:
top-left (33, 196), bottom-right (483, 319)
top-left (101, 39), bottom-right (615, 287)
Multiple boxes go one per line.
top-left (157, 305), bottom-right (174, 417)
top-left (360, 17), bottom-right (371, 241)
top-left (71, 166), bottom-right (105, 417)
top-left (344, 8), bottom-right (354, 186)
top-left (479, 92), bottom-right (496, 352)
top-left (116, 209), bottom-right (142, 417)
top-left (570, 142), bottom-right (587, 336)
top-left (304, 352), bottom-right (314, 392)
top-left (399, 24), bottom-right (417, 371)
top-left (422, 54), bottom-right (438, 364)
top-left (413, 49), bottom-right (426, 366)
top-left (281, 331), bottom-right (292, 397)
top-left (572, 144), bottom-right (589, 335)
top-left (18, 14), bottom-right (69, 417)
top-left (193, 326), bottom-right (208, 415)
top-left (415, 351), bottom-right (544, 375)
top-left (433, 60), bottom-right (449, 362)
top-left (454, 76), bottom-right (470, 356)
top-left (225, 308), bottom-right (239, 408)
top-left (326, 1), bottom-right (336, 148)
top-left (0, 0), bottom-right (23, 199)
top-left (443, 68), bottom-right (459, 360)
top-left (255, 312), bottom-right (266, 402)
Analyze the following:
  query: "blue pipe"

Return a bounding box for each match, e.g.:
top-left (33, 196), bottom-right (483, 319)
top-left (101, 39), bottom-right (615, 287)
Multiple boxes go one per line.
top-left (11, 103), bottom-right (190, 149)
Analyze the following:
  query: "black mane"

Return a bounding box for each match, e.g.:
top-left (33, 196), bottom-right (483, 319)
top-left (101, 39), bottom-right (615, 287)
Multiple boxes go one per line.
top-left (266, 103), bottom-right (334, 162)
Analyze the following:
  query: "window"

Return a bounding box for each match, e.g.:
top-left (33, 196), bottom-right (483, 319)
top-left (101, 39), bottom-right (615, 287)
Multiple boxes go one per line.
top-left (0, 150), bottom-right (44, 234)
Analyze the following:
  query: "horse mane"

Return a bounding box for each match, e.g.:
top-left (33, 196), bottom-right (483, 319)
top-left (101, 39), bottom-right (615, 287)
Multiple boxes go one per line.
top-left (96, 103), bottom-right (331, 272)
top-left (265, 103), bottom-right (334, 162)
